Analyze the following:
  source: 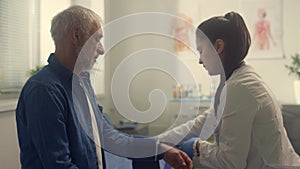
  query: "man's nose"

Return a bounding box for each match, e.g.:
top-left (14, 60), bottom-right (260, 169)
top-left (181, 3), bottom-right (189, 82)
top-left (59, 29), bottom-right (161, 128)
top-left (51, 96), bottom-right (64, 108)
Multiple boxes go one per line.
top-left (97, 42), bottom-right (104, 55)
top-left (199, 58), bottom-right (203, 64)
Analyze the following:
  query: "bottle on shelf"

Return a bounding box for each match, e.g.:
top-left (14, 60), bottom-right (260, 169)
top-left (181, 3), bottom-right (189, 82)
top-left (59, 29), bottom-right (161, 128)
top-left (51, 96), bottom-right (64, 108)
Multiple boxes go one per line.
top-left (172, 85), bottom-right (177, 99)
top-left (172, 83), bottom-right (203, 99)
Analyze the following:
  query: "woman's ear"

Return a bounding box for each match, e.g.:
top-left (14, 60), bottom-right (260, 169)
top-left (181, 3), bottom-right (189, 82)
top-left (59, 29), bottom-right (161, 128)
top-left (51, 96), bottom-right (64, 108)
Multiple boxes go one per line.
top-left (214, 39), bottom-right (224, 55)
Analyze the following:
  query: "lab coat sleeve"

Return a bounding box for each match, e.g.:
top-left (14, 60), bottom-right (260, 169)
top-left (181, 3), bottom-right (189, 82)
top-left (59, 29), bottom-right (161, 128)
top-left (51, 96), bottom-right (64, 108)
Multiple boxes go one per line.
top-left (156, 110), bottom-right (210, 146)
top-left (197, 84), bottom-right (258, 169)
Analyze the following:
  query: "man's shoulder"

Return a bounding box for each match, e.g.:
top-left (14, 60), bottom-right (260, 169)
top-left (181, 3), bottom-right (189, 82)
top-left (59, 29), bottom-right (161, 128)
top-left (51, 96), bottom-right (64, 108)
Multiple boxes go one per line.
top-left (27, 66), bottom-right (56, 85)
top-left (21, 66), bottom-right (66, 96)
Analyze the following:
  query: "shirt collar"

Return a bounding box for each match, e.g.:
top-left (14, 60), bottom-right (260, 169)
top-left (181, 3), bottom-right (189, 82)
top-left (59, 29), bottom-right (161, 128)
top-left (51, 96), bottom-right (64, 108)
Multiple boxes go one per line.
top-left (79, 71), bottom-right (91, 81)
top-left (47, 53), bottom-right (74, 80)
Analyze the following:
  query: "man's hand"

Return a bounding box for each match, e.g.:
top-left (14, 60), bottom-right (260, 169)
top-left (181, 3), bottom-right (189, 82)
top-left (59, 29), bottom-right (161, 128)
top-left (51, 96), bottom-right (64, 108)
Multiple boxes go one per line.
top-left (178, 137), bottom-right (199, 159)
top-left (162, 144), bottom-right (193, 169)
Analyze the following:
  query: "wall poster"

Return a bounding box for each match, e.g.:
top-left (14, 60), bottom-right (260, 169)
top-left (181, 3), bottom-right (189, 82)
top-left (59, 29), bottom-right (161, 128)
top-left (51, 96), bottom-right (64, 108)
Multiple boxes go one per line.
top-left (240, 0), bottom-right (284, 59)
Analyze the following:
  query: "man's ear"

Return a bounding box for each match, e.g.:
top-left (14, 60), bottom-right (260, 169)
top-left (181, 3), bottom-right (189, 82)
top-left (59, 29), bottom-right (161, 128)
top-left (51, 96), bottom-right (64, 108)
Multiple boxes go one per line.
top-left (214, 39), bottom-right (224, 55)
top-left (70, 25), bottom-right (80, 44)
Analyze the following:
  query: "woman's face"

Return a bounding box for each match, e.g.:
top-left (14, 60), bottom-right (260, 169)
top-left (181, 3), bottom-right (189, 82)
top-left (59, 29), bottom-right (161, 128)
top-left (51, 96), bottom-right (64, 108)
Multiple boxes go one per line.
top-left (196, 37), bottom-right (223, 76)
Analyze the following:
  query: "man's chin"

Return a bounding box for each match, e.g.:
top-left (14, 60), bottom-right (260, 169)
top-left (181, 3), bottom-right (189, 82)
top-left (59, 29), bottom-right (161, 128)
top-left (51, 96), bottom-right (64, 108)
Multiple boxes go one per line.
top-left (86, 63), bottom-right (96, 71)
top-left (78, 65), bottom-right (93, 73)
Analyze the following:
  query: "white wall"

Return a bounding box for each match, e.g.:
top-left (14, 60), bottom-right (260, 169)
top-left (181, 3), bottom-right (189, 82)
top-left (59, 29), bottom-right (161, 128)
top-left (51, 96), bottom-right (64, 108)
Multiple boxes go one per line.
top-left (103, 0), bottom-right (180, 127)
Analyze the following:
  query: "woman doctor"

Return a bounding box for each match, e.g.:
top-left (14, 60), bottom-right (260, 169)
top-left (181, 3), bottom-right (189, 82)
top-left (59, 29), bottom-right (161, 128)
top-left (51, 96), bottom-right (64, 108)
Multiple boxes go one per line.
top-left (160, 11), bottom-right (300, 169)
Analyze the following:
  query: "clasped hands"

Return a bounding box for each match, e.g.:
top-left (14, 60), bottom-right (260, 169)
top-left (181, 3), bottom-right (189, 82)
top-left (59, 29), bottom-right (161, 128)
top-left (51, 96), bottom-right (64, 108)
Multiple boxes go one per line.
top-left (162, 137), bottom-right (200, 169)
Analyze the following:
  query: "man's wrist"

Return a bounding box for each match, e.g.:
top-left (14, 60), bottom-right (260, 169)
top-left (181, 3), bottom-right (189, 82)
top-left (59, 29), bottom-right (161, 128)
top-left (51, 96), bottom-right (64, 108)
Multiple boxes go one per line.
top-left (155, 140), bottom-right (166, 161)
top-left (193, 139), bottom-right (200, 157)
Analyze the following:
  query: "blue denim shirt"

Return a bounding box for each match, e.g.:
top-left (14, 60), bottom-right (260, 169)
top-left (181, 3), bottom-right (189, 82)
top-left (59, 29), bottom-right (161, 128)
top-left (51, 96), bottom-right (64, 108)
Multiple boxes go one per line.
top-left (16, 54), bottom-right (161, 169)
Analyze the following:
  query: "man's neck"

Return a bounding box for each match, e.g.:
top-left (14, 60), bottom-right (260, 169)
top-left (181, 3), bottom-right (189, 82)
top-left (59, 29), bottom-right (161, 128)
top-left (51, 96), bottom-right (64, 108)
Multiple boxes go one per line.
top-left (54, 47), bottom-right (76, 73)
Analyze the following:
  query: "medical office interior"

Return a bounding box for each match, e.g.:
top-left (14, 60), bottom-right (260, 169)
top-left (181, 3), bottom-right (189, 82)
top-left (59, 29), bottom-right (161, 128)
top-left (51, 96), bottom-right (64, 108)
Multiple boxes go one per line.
top-left (0, 0), bottom-right (300, 168)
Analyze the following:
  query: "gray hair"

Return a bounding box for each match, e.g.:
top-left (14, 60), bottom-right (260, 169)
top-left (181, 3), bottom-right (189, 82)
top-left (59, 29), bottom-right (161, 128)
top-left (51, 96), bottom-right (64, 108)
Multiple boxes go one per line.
top-left (50, 5), bottom-right (102, 46)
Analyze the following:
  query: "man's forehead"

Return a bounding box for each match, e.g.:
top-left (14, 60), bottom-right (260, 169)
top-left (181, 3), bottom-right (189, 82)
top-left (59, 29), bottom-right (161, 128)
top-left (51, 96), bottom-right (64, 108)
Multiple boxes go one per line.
top-left (95, 29), bottom-right (103, 39)
top-left (90, 24), bottom-right (103, 37)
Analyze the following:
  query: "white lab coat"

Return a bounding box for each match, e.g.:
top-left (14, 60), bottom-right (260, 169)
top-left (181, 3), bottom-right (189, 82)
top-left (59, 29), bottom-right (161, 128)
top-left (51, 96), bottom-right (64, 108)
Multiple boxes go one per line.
top-left (158, 64), bottom-right (300, 169)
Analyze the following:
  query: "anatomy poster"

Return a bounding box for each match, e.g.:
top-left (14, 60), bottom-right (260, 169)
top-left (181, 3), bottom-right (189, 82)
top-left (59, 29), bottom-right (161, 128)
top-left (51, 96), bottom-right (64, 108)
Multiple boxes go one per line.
top-left (171, 13), bottom-right (194, 52)
top-left (171, 0), bottom-right (202, 53)
top-left (240, 0), bottom-right (284, 59)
